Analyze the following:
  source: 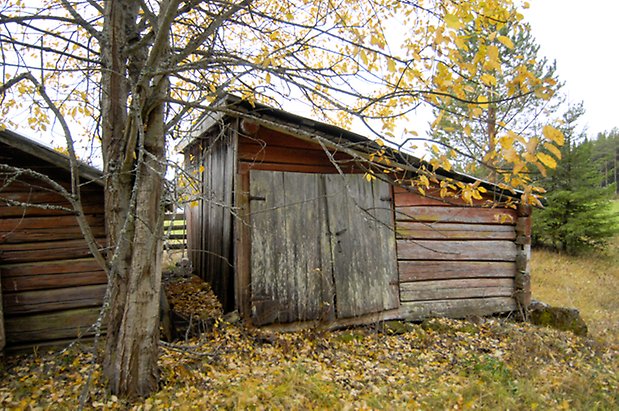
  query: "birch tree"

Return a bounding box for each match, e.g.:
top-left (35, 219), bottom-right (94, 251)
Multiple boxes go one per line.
top-left (0, 0), bottom-right (561, 397)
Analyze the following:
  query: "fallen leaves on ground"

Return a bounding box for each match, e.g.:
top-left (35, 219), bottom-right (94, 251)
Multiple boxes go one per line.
top-left (1, 318), bottom-right (617, 410)
top-left (165, 276), bottom-right (223, 320)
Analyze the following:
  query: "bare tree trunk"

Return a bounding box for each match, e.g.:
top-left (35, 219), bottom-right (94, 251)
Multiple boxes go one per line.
top-left (487, 105), bottom-right (497, 181)
top-left (100, 0), bottom-right (167, 397)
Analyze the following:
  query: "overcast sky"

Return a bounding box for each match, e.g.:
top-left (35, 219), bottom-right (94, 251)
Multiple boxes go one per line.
top-left (524, 0), bottom-right (619, 136)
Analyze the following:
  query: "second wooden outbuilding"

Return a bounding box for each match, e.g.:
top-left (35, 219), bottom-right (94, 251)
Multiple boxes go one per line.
top-left (178, 96), bottom-right (532, 329)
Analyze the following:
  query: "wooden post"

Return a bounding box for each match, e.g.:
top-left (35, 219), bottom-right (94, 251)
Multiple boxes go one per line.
top-left (514, 204), bottom-right (532, 315)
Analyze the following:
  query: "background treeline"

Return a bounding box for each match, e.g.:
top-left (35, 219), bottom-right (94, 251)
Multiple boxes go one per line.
top-left (590, 128), bottom-right (619, 195)
top-left (532, 105), bottom-right (618, 254)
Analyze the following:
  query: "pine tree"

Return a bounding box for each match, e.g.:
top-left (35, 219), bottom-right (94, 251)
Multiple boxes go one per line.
top-left (533, 104), bottom-right (618, 254)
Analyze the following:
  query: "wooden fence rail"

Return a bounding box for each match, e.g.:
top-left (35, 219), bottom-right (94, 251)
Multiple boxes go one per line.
top-left (163, 212), bottom-right (187, 250)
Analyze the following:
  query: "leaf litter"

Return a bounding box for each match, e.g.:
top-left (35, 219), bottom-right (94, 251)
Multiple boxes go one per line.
top-left (0, 317), bottom-right (616, 410)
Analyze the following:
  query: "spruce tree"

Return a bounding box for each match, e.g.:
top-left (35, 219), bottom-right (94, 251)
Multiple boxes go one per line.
top-left (533, 104), bottom-right (618, 253)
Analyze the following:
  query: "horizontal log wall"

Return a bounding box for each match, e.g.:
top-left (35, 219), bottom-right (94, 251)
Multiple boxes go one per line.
top-left (0, 158), bottom-right (106, 351)
top-left (394, 187), bottom-right (519, 317)
top-left (238, 126), bottom-right (364, 174)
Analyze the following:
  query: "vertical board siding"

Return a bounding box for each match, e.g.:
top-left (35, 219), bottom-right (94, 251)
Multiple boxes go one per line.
top-left (250, 171), bottom-right (333, 325)
top-left (395, 189), bottom-right (518, 314)
top-left (324, 174), bottom-right (399, 318)
top-left (0, 149), bottom-right (106, 349)
top-left (185, 127), bottom-right (237, 311)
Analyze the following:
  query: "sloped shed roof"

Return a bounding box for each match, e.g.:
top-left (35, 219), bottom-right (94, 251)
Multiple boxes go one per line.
top-left (179, 95), bottom-right (520, 201)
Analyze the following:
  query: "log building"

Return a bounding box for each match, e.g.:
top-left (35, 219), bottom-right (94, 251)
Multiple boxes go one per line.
top-left (179, 96), bottom-right (532, 329)
top-left (0, 130), bottom-right (106, 352)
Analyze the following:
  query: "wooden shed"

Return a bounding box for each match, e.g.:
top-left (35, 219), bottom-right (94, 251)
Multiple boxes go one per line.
top-left (179, 96), bottom-right (532, 329)
top-left (0, 130), bottom-right (107, 352)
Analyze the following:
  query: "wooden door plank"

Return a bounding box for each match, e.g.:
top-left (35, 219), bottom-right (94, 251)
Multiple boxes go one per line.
top-left (397, 239), bottom-right (518, 261)
top-left (250, 170), bottom-right (333, 325)
top-left (325, 174), bottom-right (399, 318)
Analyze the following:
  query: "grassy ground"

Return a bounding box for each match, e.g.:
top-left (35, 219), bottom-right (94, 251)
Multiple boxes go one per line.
top-left (531, 201), bottom-right (619, 345)
top-left (0, 317), bottom-right (617, 410)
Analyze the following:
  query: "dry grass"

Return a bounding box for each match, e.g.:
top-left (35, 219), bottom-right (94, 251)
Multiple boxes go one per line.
top-left (531, 203), bottom-right (619, 345)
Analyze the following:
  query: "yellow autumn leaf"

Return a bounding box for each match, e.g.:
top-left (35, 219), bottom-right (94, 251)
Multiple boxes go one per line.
top-left (480, 73), bottom-right (497, 86)
top-left (444, 14), bottom-right (463, 30)
top-left (360, 50), bottom-right (369, 65)
top-left (497, 35), bottom-right (514, 49)
top-left (387, 58), bottom-right (396, 73)
top-left (544, 142), bottom-right (562, 159)
top-left (537, 152), bottom-right (557, 169)
top-left (542, 125), bottom-right (564, 146)
top-left (462, 189), bottom-right (473, 205)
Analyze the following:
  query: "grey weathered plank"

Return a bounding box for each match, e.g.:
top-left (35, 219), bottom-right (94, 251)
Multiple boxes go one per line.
top-left (398, 261), bottom-right (516, 282)
top-left (395, 206), bottom-right (517, 225)
top-left (325, 174), bottom-right (399, 319)
top-left (399, 278), bottom-right (514, 301)
top-left (250, 170), bottom-right (333, 325)
top-left (397, 239), bottom-right (518, 261)
top-left (396, 222), bottom-right (516, 240)
top-left (399, 296), bottom-right (517, 319)
top-left (191, 131), bottom-right (237, 310)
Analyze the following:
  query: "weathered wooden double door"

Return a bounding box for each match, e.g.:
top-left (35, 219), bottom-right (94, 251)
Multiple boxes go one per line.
top-left (249, 170), bottom-right (398, 325)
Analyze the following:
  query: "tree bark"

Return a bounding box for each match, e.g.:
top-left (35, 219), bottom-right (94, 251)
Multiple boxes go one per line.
top-left (100, 0), bottom-right (167, 397)
top-left (487, 105), bottom-right (497, 182)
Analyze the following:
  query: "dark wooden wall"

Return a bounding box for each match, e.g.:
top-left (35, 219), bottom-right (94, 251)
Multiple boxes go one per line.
top-left (238, 126), bottom-right (361, 174)
top-left (0, 147), bottom-right (106, 351)
top-left (184, 124), bottom-right (237, 311)
top-left (394, 186), bottom-right (520, 317)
